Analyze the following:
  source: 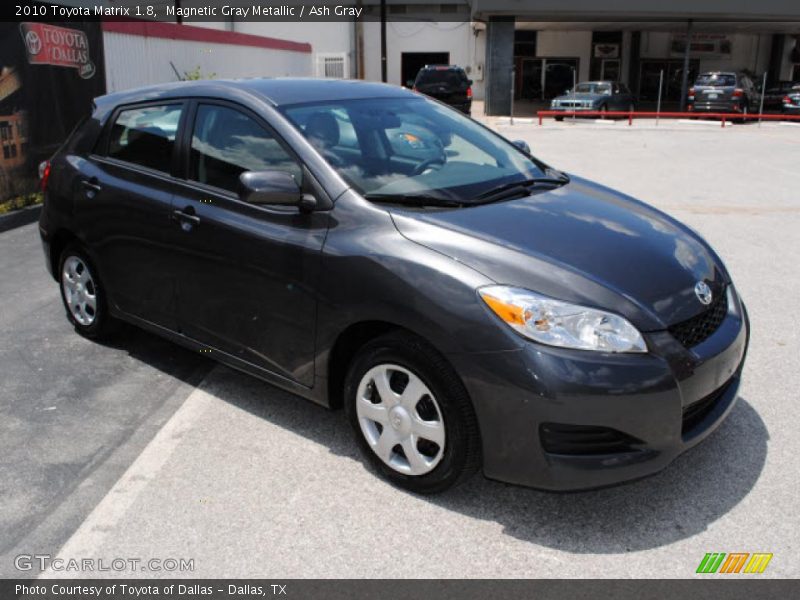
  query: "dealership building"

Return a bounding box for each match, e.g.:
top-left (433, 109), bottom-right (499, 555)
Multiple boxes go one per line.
top-left (16, 1), bottom-right (800, 111)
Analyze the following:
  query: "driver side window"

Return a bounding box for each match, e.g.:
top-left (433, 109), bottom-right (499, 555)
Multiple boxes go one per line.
top-left (189, 104), bottom-right (301, 194)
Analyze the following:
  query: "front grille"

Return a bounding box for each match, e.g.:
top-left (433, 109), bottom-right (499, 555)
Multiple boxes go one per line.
top-left (540, 423), bottom-right (642, 456)
top-left (669, 289), bottom-right (728, 348)
top-left (682, 378), bottom-right (733, 435)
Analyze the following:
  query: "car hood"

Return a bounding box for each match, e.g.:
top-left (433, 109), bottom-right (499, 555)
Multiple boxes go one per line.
top-left (553, 92), bottom-right (605, 102)
top-left (389, 176), bottom-right (730, 330)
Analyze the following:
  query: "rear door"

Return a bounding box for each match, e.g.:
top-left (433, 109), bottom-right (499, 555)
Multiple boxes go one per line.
top-left (167, 100), bottom-right (330, 386)
top-left (77, 102), bottom-right (187, 329)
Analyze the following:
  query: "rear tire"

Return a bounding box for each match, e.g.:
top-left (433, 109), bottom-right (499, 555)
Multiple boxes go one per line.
top-left (58, 244), bottom-right (117, 339)
top-left (344, 331), bottom-right (481, 494)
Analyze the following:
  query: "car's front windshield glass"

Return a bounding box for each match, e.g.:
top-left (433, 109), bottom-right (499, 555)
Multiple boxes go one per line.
top-left (573, 83), bottom-right (611, 94)
top-left (281, 97), bottom-right (547, 203)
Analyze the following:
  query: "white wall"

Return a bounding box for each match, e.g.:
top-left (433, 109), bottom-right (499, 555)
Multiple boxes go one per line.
top-left (231, 22), bottom-right (355, 77)
top-left (536, 31), bottom-right (593, 81)
top-left (103, 32), bottom-right (312, 93)
top-left (362, 21), bottom-right (477, 88)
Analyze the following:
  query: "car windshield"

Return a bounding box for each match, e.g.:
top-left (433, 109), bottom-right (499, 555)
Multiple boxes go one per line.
top-left (572, 83), bottom-right (611, 94)
top-left (695, 74), bottom-right (736, 87)
top-left (281, 96), bottom-right (547, 204)
top-left (415, 68), bottom-right (466, 87)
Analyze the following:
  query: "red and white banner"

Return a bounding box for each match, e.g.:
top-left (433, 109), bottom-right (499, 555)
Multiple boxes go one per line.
top-left (19, 22), bottom-right (96, 79)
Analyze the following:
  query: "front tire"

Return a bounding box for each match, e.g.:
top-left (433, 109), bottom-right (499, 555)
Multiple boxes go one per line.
top-left (344, 331), bottom-right (481, 494)
top-left (59, 245), bottom-right (117, 339)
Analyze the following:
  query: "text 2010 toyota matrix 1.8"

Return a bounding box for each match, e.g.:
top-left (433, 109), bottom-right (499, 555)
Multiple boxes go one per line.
top-left (39, 79), bottom-right (748, 494)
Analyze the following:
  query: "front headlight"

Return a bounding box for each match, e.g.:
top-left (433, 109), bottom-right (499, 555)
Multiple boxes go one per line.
top-left (479, 285), bottom-right (647, 353)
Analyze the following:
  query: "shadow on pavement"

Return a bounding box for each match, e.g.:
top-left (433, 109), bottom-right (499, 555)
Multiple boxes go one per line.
top-left (208, 364), bottom-right (768, 554)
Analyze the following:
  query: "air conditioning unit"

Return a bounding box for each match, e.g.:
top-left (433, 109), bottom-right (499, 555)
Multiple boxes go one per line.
top-left (317, 53), bottom-right (348, 79)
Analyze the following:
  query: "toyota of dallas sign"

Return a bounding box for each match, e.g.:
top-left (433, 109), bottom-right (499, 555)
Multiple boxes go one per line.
top-left (19, 22), bottom-right (96, 79)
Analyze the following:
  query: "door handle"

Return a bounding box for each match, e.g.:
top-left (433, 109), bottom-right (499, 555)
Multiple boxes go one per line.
top-left (81, 179), bottom-right (102, 195)
top-left (172, 208), bottom-right (201, 231)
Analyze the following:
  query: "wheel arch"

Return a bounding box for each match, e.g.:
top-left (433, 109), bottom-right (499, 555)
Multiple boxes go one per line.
top-left (326, 319), bottom-right (470, 411)
top-left (48, 228), bottom-right (81, 281)
top-left (327, 320), bottom-right (406, 410)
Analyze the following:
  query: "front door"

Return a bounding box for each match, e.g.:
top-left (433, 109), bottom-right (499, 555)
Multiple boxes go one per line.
top-left (168, 101), bottom-right (329, 386)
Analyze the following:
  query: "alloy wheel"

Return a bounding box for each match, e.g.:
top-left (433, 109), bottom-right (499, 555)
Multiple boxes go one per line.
top-left (355, 363), bottom-right (446, 476)
top-left (61, 256), bottom-right (97, 326)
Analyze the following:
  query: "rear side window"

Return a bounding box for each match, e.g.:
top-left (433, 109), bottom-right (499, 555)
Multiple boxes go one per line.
top-left (189, 104), bottom-right (301, 194)
top-left (107, 104), bottom-right (182, 172)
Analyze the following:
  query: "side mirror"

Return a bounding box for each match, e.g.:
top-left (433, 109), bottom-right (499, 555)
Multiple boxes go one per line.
top-left (239, 170), bottom-right (316, 211)
top-left (512, 139), bottom-right (531, 154)
top-left (406, 79), bottom-right (415, 88)
top-left (467, 79), bottom-right (473, 86)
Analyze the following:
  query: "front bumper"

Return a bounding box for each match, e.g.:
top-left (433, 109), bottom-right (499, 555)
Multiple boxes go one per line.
top-left (448, 288), bottom-right (750, 491)
top-left (550, 105), bottom-right (596, 113)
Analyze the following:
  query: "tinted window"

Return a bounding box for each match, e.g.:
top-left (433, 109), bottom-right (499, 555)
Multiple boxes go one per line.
top-left (107, 104), bottom-right (182, 172)
top-left (695, 74), bottom-right (736, 87)
top-left (190, 104), bottom-right (301, 194)
top-left (574, 82), bottom-right (612, 94)
top-left (416, 69), bottom-right (467, 87)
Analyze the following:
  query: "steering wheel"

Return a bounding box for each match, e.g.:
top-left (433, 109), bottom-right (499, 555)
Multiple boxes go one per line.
top-left (411, 156), bottom-right (446, 176)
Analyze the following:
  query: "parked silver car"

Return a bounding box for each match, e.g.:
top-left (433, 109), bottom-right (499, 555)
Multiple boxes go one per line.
top-left (549, 81), bottom-right (635, 120)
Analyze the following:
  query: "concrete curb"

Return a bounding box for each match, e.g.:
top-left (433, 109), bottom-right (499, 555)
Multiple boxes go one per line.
top-left (0, 204), bottom-right (42, 234)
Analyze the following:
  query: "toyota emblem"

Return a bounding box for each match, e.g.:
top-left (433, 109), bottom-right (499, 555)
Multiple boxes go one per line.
top-left (694, 281), bottom-right (713, 305)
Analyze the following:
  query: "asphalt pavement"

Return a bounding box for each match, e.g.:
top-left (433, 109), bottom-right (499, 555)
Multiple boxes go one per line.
top-left (2, 121), bottom-right (798, 578)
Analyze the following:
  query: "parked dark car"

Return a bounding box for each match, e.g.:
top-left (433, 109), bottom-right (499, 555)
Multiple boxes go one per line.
top-left (407, 65), bottom-right (472, 114)
top-left (549, 81), bottom-right (635, 120)
top-left (39, 79), bottom-right (748, 494)
top-left (762, 80), bottom-right (800, 110)
top-left (688, 71), bottom-right (756, 116)
top-left (782, 85), bottom-right (800, 116)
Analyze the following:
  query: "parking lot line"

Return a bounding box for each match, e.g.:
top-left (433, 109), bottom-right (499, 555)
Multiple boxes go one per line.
top-left (41, 376), bottom-right (219, 576)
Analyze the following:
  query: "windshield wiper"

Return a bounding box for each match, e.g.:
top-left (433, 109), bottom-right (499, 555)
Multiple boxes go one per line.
top-left (363, 193), bottom-right (465, 208)
top-left (473, 172), bottom-right (569, 205)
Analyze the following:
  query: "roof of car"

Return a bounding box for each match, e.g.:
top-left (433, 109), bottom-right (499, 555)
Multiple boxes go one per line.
top-left (95, 78), bottom-right (413, 113)
top-left (421, 65), bottom-right (464, 70)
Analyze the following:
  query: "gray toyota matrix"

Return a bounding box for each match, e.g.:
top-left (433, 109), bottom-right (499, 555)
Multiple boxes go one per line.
top-left (39, 79), bottom-right (749, 494)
